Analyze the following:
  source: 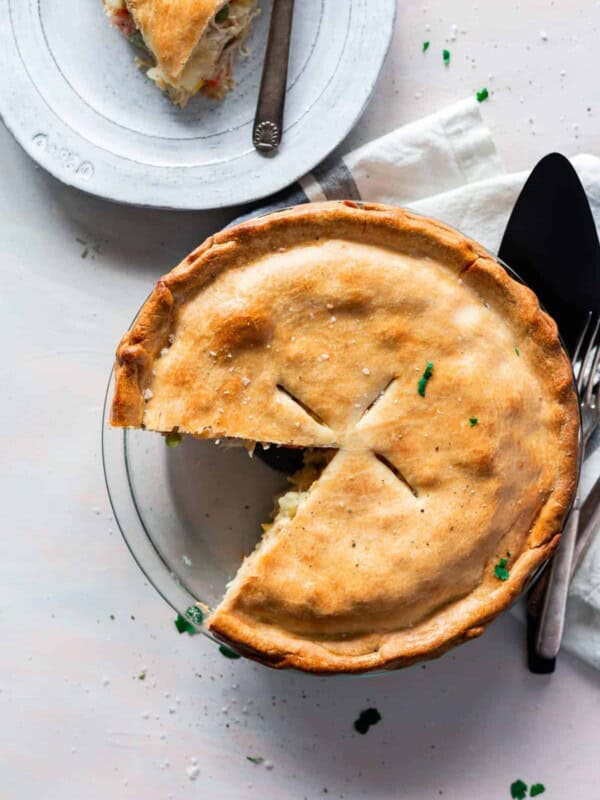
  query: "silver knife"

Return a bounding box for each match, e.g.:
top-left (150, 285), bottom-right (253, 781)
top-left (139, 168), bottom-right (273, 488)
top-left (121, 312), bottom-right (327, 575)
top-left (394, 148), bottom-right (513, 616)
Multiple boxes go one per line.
top-left (535, 500), bottom-right (581, 660)
top-left (527, 473), bottom-right (600, 624)
top-left (536, 444), bottom-right (600, 661)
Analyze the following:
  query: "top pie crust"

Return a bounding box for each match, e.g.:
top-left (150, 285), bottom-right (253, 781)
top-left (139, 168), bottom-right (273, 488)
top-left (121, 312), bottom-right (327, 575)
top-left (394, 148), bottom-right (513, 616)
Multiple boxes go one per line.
top-left (111, 201), bottom-right (579, 673)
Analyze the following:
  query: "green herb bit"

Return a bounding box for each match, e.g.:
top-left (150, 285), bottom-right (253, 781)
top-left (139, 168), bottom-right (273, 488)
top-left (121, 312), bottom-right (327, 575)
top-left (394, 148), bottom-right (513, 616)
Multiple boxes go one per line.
top-left (215, 4), bottom-right (230, 22)
top-left (185, 605), bottom-right (204, 626)
top-left (530, 785), bottom-right (545, 797)
top-left (174, 614), bottom-right (196, 635)
top-left (174, 605), bottom-right (203, 634)
top-left (443, 48), bottom-right (450, 65)
top-left (422, 41), bottom-right (430, 52)
top-left (476, 87), bottom-right (489, 102)
top-left (510, 780), bottom-right (528, 800)
top-left (246, 756), bottom-right (263, 765)
top-left (469, 418), bottom-right (478, 427)
top-left (494, 556), bottom-right (510, 581)
top-left (219, 644), bottom-right (241, 659)
top-left (515, 347), bottom-right (520, 357)
top-left (165, 431), bottom-right (182, 448)
top-left (128, 31), bottom-right (147, 50)
top-left (354, 707), bottom-right (382, 735)
top-left (417, 361), bottom-right (434, 397)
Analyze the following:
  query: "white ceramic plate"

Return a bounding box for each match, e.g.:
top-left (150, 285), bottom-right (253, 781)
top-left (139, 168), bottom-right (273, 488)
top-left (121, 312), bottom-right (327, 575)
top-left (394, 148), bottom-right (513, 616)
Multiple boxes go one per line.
top-left (0, 0), bottom-right (395, 210)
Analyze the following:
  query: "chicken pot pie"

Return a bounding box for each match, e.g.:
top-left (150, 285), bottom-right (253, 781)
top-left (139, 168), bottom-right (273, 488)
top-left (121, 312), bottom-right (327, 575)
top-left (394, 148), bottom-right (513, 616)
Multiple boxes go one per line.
top-left (111, 202), bottom-right (579, 673)
top-left (103, 0), bottom-right (259, 105)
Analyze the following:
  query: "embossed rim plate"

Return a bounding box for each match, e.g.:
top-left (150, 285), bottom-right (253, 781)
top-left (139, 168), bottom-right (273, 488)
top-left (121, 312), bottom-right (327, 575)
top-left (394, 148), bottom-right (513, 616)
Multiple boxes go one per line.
top-left (0, 0), bottom-right (395, 210)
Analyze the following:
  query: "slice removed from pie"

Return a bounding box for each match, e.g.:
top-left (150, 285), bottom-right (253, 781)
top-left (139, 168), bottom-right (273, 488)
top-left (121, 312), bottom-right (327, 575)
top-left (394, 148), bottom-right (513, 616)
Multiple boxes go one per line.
top-left (111, 201), bottom-right (579, 673)
top-left (103, 0), bottom-right (260, 105)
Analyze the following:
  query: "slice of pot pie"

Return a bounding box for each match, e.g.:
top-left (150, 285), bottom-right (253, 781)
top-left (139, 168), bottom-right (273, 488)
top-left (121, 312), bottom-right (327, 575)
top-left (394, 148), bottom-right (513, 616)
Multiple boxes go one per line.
top-left (103, 0), bottom-right (259, 105)
top-left (111, 202), bottom-right (579, 673)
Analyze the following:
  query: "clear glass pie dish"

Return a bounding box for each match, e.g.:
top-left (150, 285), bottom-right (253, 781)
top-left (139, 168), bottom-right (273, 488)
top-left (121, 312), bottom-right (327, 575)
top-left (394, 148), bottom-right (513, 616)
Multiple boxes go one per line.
top-left (102, 366), bottom-right (293, 642)
top-left (101, 214), bottom-right (582, 670)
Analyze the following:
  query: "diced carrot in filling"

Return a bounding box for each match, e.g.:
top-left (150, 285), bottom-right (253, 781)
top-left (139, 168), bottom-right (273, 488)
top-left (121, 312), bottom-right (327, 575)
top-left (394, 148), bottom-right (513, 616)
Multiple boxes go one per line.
top-left (205, 71), bottom-right (224, 89)
top-left (112, 8), bottom-right (136, 37)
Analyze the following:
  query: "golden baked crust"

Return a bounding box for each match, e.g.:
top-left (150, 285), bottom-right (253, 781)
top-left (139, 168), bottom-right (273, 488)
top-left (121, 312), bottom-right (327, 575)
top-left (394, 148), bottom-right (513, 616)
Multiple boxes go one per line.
top-left (111, 201), bottom-right (579, 673)
top-left (126, 0), bottom-right (221, 81)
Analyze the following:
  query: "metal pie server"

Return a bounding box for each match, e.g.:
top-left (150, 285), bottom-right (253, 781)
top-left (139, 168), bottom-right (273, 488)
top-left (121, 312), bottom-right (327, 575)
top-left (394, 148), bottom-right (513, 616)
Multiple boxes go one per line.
top-left (499, 153), bottom-right (600, 357)
top-left (499, 153), bottom-right (600, 673)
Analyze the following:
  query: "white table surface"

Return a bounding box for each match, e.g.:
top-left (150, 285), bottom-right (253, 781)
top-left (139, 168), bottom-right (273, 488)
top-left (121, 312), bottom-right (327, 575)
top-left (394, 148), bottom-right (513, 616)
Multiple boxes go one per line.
top-left (2, 2), bottom-right (600, 798)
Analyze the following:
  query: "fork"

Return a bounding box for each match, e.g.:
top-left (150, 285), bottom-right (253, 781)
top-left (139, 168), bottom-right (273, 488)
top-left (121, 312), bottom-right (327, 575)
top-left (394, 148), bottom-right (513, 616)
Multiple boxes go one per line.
top-left (253, 0), bottom-right (295, 153)
top-left (535, 312), bottom-right (600, 661)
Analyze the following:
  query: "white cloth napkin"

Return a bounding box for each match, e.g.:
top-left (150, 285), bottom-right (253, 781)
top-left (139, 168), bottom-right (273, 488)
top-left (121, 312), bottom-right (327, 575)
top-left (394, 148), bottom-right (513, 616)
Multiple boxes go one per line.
top-left (278, 98), bottom-right (600, 669)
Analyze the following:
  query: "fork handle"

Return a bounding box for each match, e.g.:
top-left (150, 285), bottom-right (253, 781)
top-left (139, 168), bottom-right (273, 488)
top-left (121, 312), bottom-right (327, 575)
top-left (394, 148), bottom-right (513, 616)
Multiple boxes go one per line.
top-left (253, 0), bottom-right (295, 154)
top-left (535, 501), bottom-right (581, 660)
top-left (572, 477), bottom-right (600, 572)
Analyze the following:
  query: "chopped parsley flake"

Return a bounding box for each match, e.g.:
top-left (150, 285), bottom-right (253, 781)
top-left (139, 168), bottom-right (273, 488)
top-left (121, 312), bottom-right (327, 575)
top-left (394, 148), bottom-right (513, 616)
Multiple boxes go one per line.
top-left (476, 87), bottom-right (489, 102)
top-left (353, 708), bottom-right (382, 735)
top-left (174, 614), bottom-right (196, 635)
top-left (423, 41), bottom-right (430, 52)
top-left (443, 48), bottom-right (451, 65)
top-left (494, 556), bottom-right (510, 581)
top-left (174, 605), bottom-right (203, 634)
top-left (530, 785), bottom-right (546, 797)
top-left (246, 756), bottom-right (263, 765)
top-left (219, 644), bottom-right (241, 659)
top-left (215, 4), bottom-right (230, 22)
top-left (185, 605), bottom-right (204, 626)
top-left (165, 431), bottom-right (182, 448)
top-left (515, 347), bottom-right (520, 357)
top-left (417, 362), bottom-right (434, 397)
top-left (510, 780), bottom-right (528, 800)
top-left (469, 417), bottom-right (478, 427)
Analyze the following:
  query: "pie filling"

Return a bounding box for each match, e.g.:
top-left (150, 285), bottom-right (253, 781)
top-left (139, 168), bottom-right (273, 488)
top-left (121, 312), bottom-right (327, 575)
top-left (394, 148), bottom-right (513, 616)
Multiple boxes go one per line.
top-left (104, 0), bottom-right (259, 105)
top-left (262, 448), bottom-right (335, 530)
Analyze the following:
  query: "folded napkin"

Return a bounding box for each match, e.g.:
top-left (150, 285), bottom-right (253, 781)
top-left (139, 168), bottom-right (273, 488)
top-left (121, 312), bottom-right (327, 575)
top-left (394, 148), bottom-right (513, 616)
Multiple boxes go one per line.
top-left (249, 98), bottom-right (600, 670)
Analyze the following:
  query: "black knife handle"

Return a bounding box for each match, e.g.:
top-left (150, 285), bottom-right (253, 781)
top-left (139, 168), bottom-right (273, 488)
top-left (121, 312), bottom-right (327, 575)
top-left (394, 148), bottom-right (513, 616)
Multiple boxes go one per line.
top-left (526, 571), bottom-right (556, 674)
